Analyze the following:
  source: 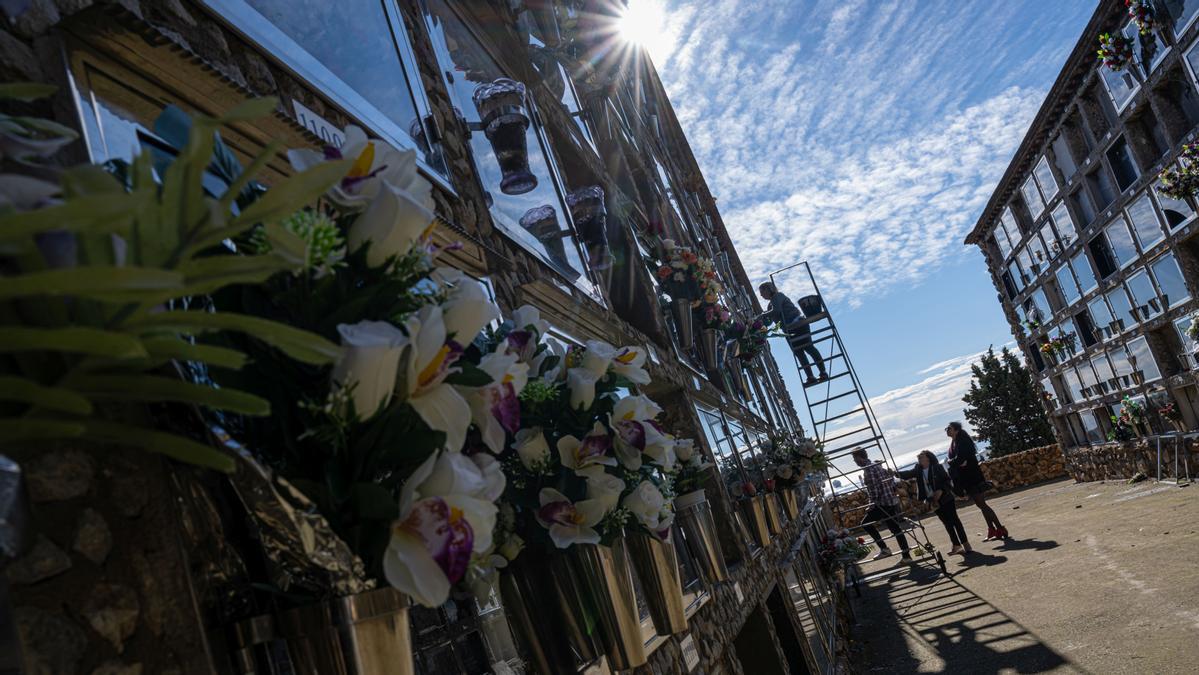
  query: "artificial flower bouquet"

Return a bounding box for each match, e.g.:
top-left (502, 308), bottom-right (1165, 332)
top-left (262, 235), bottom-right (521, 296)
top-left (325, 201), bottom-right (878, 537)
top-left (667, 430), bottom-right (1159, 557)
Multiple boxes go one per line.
top-left (696, 301), bottom-right (732, 331)
top-left (1127, 0), bottom-right (1156, 35)
top-left (654, 238), bottom-right (704, 301)
top-left (818, 527), bottom-right (870, 573)
top-left (670, 438), bottom-right (714, 497)
top-left (1097, 32), bottom-right (1133, 71)
top-left (1161, 145), bottom-right (1199, 201)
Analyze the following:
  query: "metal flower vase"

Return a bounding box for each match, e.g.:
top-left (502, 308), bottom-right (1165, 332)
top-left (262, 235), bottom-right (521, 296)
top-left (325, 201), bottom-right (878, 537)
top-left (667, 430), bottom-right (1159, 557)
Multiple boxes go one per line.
top-left (738, 496), bottom-right (771, 548)
top-left (570, 541), bottom-right (648, 670)
top-left (674, 489), bottom-right (728, 585)
top-left (699, 328), bottom-right (719, 370)
top-left (625, 530), bottom-right (688, 635)
top-left (276, 587), bottom-right (413, 675)
top-left (500, 553), bottom-right (597, 675)
top-left (764, 493), bottom-right (786, 535)
top-left (672, 297), bottom-right (694, 349)
top-left (780, 487), bottom-right (801, 520)
top-left (728, 356), bottom-right (749, 398)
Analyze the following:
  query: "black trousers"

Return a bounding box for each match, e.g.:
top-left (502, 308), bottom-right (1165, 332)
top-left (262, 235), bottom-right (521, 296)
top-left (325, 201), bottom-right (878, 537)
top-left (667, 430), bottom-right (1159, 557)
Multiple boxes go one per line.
top-left (786, 330), bottom-right (826, 379)
top-left (934, 500), bottom-right (967, 546)
top-left (861, 502), bottom-right (910, 554)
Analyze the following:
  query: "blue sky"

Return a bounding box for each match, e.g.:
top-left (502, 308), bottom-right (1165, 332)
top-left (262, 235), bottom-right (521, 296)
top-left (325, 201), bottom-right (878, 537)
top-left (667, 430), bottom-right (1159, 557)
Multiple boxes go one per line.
top-left (632, 0), bottom-right (1098, 466)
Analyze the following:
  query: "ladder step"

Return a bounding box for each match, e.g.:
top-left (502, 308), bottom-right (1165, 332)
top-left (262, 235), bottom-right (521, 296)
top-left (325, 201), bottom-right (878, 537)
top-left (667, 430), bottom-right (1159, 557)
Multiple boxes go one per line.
top-left (818, 425), bottom-right (877, 445)
top-left (812, 406), bottom-right (865, 426)
top-left (810, 390), bottom-right (858, 406)
top-left (802, 371), bottom-right (850, 388)
top-left (822, 436), bottom-right (884, 456)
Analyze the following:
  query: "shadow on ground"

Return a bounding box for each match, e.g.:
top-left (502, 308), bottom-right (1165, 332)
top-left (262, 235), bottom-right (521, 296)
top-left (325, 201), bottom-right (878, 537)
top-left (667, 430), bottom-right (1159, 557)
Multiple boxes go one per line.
top-left (854, 572), bottom-right (1085, 674)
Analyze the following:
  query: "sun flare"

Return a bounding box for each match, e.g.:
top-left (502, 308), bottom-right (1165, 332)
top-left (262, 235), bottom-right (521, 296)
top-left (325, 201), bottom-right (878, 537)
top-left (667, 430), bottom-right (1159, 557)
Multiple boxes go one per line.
top-left (617, 0), bottom-right (668, 48)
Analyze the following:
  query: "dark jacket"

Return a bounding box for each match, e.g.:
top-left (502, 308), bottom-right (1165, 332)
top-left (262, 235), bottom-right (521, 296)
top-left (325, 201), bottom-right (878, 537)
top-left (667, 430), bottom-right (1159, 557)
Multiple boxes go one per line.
top-left (947, 430), bottom-right (986, 492)
top-left (901, 461), bottom-right (955, 507)
top-left (763, 292), bottom-right (802, 328)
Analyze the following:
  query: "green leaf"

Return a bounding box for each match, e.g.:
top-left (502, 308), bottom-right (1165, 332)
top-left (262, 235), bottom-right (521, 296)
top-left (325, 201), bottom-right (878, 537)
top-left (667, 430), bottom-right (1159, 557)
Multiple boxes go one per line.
top-left (0, 376), bottom-right (93, 414)
top-left (0, 327), bottom-right (147, 358)
top-left (218, 140), bottom-right (281, 213)
top-left (444, 360), bottom-right (494, 387)
top-left (0, 266), bottom-right (183, 301)
top-left (232, 159), bottom-right (352, 228)
top-left (0, 83), bottom-right (57, 101)
top-left (141, 336), bottom-right (248, 370)
top-left (219, 97), bottom-right (280, 123)
top-left (349, 482), bottom-right (399, 521)
top-left (61, 165), bottom-right (124, 198)
top-left (176, 254), bottom-right (294, 297)
top-left (127, 310), bottom-right (341, 365)
top-left (0, 418), bottom-right (86, 442)
top-left (68, 374), bottom-right (270, 415)
top-left (0, 189), bottom-right (152, 240)
top-left (80, 419), bottom-right (235, 472)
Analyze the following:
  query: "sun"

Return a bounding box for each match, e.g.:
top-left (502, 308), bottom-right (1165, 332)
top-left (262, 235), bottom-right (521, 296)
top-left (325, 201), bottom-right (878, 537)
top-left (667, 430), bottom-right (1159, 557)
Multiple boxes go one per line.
top-left (617, 0), bottom-right (668, 48)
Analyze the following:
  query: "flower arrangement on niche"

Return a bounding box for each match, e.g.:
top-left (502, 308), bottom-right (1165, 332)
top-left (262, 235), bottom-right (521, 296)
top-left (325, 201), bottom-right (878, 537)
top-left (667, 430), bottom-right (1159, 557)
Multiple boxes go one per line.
top-left (654, 238), bottom-right (704, 300)
top-left (1038, 333), bottom-right (1076, 358)
top-left (1127, 0), bottom-right (1157, 35)
top-left (818, 528), bottom-right (870, 574)
top-left (1158, 144), bottom-right (1199, 201)
top-left (1097, 32), bottom-right (1134, 71)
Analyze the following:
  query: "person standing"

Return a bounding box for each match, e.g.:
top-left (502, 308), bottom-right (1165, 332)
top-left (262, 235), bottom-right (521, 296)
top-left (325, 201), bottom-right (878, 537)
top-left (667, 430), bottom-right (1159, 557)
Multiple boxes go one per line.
top-left (903, 450), bottom-right (970, 555)
top-left (757, 282), bottom-right (828, 386)
top-left (945, 421), bottom-right (1007, 540)
top-left (851, 449), bottom-right (913, 564)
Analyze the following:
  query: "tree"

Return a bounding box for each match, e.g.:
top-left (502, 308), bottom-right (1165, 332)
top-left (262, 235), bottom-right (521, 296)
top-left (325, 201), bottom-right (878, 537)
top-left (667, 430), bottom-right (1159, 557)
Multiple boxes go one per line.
top-left (962, 347), bottom-right (1055, 457)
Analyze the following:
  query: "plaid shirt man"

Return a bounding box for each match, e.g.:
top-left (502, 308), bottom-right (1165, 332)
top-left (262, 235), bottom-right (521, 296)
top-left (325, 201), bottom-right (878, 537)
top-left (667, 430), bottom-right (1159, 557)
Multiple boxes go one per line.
top-left (862, 461), bottom-right (898, 507)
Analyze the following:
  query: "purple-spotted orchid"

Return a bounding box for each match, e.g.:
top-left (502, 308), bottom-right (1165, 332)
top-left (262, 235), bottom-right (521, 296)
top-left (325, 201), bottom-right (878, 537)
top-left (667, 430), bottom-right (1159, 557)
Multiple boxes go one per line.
top-left (384, 450), bottom-right (501, 607)
top-left (557, 421), bottom-right (618, 472)
top-left (566, 339), bottom-right (617, 410)
top-left (609, 395), bottom-right (666, 470)
top-left (288, 126), bottom-right (431, 211)
top-left (535, 488), bottom-right (607, 548)
top-left (610, 345), bottom-right (651, 385)
top-left (402, 305), bottom-right (471, 453)
top-left (462, 350), bottom-right (529, 454)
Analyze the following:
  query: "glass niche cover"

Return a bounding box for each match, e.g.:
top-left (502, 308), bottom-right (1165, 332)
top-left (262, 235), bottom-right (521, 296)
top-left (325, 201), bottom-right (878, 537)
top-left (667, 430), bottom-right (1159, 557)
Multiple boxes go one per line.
top-left (422, 0), bottom-right (598, 298)
top-left (210, 0), bottom-right (444, 173)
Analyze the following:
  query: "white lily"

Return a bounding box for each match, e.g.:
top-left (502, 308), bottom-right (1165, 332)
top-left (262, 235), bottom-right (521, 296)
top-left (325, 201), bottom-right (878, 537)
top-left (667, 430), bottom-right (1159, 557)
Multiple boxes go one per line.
top-left (581, 339), bottom-right (617, 376)
top-left (567, 367), bottom-right (600, 410)
top-left (332, 320), bottom-right (408, 418)
top-left (610, 345), bottom-right (651, 385)
top-left (535, 488), bottom-right (607, 548)
top-left (383, 450), bottom-right (499, 607)
top-left (403, 305), bottom-right (471, 453)
top-left (462, 351), bottom-right (529, 454)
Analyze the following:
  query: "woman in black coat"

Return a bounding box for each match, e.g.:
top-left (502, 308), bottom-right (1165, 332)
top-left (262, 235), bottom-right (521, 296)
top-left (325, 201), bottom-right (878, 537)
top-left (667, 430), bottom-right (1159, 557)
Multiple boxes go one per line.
top-left (946, 422), bottom-right (1007, 540)
top-left (904, 450), bottom-right (970, 555)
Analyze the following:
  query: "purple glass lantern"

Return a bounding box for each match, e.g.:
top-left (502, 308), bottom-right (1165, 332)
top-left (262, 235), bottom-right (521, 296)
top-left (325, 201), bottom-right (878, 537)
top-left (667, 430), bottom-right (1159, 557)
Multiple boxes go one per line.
top-left (473, 78), bottom-right (537, 195)
top-left (566, 185), bottom-right (611, 270)
top-left (520, 205), bottom-right (579, 280)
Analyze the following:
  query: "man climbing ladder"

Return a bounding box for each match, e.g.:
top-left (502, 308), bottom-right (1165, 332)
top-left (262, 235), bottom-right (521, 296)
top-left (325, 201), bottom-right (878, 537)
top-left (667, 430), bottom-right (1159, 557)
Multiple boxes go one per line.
top-left (758, 281), bottom-right (828, 386)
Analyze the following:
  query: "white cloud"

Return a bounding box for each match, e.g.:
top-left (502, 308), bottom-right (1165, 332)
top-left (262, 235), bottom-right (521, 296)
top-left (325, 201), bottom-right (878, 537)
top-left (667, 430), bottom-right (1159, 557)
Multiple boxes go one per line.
top-left (653, 0), bottom-right (1073, 306)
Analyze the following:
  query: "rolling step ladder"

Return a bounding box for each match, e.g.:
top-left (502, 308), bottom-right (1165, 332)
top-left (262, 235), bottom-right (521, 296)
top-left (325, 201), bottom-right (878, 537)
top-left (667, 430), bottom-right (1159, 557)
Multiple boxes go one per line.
top-left (769, 261), bottom-right (947, 583)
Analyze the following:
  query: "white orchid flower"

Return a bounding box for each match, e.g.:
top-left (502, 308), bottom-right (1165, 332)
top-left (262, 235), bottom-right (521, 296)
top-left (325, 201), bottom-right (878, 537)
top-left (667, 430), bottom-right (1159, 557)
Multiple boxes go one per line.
top-left (644, 435), bottom-right (678, 471)
top-left (462, 351), bottom-right (529, 454)
top-left (610, 345), bottom-right (651, 385)
top-left (288, 126), bottom-right (432, 210)
top-left (436, 268), bottom-right (501, 345)
top-left (577, 466), bottom-right (626, 512)
top-left (531, 338), bottom-right (566, 382)
top-left (383, 450), bottom-right (499, 607)
top-left (513, 428), bottom-right (551, 470)
top-left (403, 305), bottom-right (471, 453)
top-left (557, 421), bottom-right (618, 472)
top-left (609, 395), bottom-right (666, 470)
top-left (535, 488), bottom-right (607, 548)
top-left (511, 304), bottom-right (550, 338)
top-left (332, 320), bottom-right (408, 418)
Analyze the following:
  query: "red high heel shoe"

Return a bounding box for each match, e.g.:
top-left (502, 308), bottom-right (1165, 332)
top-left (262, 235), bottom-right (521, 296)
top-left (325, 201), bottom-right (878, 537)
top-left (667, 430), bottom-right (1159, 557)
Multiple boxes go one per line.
top-left (983, 527), bottom-right (998, 541)
top-left (997, 526), bottom-right (1009, 539)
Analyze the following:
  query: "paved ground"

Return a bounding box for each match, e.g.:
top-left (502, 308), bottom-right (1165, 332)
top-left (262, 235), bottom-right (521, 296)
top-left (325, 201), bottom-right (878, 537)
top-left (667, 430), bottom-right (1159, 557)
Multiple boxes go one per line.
top-left (852, 478), bottom-right (1199, 674)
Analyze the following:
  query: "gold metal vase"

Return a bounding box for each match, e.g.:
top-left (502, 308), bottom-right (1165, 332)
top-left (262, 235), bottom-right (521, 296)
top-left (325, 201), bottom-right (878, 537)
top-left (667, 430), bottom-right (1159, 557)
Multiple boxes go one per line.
top-left (499, 553), bottom-right (597, 675)
top-left (276, 587), bottom-right (413, 675)
top-left (570, 541), bottom-right (648, 670)
top-left (738, 495), bottom-right (771, 548)
top-left (699, 328), bottom-right (719, 370)
top-left (671, 297), bottom-right (695, 349)
top-left (674, 489), bottom-right (728, 585)
top-left (625, 530), bottom-right (688, 635)
top-left (764, 492), bottom-right (786, 535)
top-left (780, 486), bottom-right (801, 520)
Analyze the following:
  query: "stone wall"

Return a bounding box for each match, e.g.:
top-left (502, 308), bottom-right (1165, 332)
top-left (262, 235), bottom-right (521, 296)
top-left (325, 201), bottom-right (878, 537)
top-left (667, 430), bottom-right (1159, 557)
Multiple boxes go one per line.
top-left (1062, 437), bottom-right (1199, 482)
